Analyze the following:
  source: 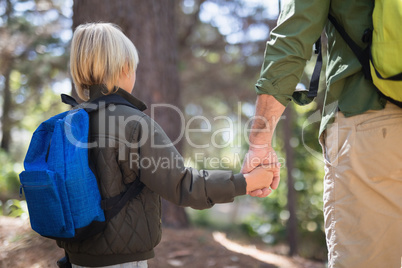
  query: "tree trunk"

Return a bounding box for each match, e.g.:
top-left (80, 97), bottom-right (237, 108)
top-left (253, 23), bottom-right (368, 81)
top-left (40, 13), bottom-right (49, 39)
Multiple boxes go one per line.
top-left (1, 0), bottom-right (14, 152)
top-left (1, 65), bottom-right (13, 152)
top-left (283, 106), bottom-right (298, 256)
top-left (72, 0), bottom-right (188, 228)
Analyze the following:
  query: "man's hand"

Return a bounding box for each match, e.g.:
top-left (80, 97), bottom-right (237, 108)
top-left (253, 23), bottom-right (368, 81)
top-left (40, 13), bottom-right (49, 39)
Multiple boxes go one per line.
top-left (241, 147), bottom-right (281, 197)
top-left (242, 94), bottom-right (285, 198)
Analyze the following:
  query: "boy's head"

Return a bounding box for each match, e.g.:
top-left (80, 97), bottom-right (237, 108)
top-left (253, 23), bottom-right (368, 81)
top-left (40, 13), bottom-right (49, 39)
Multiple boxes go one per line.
top-left (70, 22), bottom-right (139, 100)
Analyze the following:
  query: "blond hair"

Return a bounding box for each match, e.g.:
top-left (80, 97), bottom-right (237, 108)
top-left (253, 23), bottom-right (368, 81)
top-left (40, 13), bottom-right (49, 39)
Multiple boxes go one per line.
top-left (70, 22), bottom-right (139, 100)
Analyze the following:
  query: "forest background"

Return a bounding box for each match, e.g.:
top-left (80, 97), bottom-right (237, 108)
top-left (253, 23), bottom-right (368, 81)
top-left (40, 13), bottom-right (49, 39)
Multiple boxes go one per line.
top-left (0, 0), bottom-right (328, 263)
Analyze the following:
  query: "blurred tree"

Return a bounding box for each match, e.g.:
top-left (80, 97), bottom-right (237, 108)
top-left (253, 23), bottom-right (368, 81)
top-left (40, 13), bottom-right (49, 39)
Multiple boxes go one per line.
top-left (0, 0), bottom-right (71, 201)
top-left (243, 100), bottom-right (327, 260)
top-left (283, 106), bottom-right (298, 256)
top-left (72, 0), bottom-right (189, 228)
top-left (0, 0), bottom-right (69, 152)
top-left (176, 0), bottom-right (327, 260)
top-left (176, 0), bottom-right (280, 172)
top-left (0, 0), bottom-right (329, 260)
top-left (177, 0), bottom-right (278, 107)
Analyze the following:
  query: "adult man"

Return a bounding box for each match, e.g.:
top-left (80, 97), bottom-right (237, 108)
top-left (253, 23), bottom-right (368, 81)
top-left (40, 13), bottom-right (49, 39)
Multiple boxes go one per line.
top-left (242, 1), bottom-right (402, 267)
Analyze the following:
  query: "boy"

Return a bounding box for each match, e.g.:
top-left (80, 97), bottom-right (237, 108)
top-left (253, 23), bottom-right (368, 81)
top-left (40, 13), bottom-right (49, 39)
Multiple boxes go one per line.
top-left (58, 22), bottom-right (273, 268)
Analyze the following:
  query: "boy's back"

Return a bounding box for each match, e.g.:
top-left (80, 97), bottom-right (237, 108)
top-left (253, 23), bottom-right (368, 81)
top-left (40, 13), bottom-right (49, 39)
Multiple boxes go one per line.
top-left (58, 85), bottom-right (251, 266)
top-left (59, 22), bottom-right (273, 268)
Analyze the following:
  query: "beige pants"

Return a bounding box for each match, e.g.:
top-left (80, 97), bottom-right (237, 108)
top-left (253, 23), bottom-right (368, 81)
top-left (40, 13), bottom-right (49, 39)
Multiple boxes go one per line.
top-left (321, 103), bottom-right (402, 268)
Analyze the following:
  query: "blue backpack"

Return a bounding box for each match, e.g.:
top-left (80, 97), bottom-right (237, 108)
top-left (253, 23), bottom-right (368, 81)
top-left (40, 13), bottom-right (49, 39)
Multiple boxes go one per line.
top-left (19, 94), bottom-right (144, 242)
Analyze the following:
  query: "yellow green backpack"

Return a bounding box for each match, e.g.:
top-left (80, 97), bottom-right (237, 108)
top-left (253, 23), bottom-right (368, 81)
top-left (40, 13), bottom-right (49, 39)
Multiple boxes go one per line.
top-left (307, 0), bottom-right (402, 106)
top-left (370, 0), bottom-right (402, 103)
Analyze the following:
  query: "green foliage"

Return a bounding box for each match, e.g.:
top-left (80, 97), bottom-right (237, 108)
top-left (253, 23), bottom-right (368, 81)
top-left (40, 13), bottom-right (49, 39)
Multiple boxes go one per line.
top-left (2, 199), bottom-right (29, 219)
top-left (241, 102), bottom-right (327, 260)
top-left (0, 0), bottom-right (71, 199)
top-left (188, 209), bottom-right (212, 228)
top-left (178, 0), bottom-right (327, 261)
top-left (0, 0), bottom-right (328, 262)
top-left (0, 150), bottom-right (22, 196)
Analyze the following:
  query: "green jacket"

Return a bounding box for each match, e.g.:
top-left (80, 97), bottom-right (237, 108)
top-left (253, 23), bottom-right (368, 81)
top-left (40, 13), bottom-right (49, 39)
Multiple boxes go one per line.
top-left (57, 86), bottom-right (246, 266)
top-left (256, 0), bottom-right (387, 134)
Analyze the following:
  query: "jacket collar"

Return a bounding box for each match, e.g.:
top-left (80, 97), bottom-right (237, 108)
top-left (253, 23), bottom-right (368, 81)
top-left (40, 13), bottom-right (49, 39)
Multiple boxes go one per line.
top-left (88, 84), bottom-right (147, 112)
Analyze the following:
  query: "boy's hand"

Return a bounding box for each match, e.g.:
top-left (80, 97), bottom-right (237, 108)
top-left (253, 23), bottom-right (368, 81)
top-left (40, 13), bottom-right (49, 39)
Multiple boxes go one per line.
top-left (241, 147), bottom-right (280, 198)
top-left (243, 166), bottom-right (274, 196)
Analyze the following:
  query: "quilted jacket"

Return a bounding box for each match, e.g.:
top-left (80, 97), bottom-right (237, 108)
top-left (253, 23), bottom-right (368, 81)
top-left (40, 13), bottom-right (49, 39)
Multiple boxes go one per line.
top-left (57, 85), bottom-right (247, 266)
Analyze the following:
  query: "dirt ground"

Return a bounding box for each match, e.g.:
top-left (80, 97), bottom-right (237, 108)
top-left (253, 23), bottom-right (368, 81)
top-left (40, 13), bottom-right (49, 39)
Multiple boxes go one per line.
top-left (0, 216), bottom-right (325, 268)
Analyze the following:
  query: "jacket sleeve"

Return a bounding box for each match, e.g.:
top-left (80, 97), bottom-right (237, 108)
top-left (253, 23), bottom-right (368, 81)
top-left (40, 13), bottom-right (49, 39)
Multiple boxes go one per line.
top-left (256, 0), bottom-right (330, 106)
top-left (129, 115), bottom-right (247, 210)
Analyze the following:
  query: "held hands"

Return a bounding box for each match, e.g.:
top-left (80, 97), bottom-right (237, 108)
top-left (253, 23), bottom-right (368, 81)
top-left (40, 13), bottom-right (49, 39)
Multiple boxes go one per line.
top-left (241, 94), bottom-right (285, 198)
top-left (241, 146), bottom-right (281, 198)
top-left (244, 166), bottom-right (274, 195)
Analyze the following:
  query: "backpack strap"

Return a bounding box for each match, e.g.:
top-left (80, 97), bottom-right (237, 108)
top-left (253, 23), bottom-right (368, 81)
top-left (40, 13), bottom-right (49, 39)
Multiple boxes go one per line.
top-left (308, 38), bottom-right (323, 99)
top-left (60, 93), bottom-right (145, 220)
top-left (327, 15), bottom-right (402, 108)
top-left (328, 14), bottom-right (372, 80)
top-left (373, 67), bottom-right (402, 81)
top-left (88, 94), bottom-right (145, 219)
top-left (61, 94), bottom-right (79, 107)
top-left (101, 179), bottom-right (145, 220)
top-left (60, 93), bottom-right (138, 112)
top-left (56, 251), bottom-right (72, 268)
top-left (307, 14), bottom-right (373, 99)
